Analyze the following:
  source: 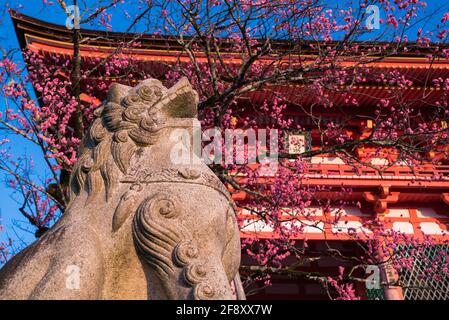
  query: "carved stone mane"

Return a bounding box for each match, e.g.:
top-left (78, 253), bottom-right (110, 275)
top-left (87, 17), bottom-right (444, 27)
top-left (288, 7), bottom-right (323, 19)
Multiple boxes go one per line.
top-left (70, 78), bottom-right (198, 202)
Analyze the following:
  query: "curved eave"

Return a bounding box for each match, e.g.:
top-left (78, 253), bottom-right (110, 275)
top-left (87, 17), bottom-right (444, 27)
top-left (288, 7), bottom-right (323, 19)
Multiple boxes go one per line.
top-left (10, 9), bottom-right (449, 68)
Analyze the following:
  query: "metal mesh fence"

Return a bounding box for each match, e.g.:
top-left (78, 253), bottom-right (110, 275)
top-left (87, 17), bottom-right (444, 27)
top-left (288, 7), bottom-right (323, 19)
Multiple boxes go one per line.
top-left (366, 245), bottom-right (449, 300)
top-left (398, 245), bottom-right (449, 300)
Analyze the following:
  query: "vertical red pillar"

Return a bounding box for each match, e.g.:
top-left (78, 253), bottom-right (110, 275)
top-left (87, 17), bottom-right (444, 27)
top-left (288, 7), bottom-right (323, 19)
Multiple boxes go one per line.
top-left (380, 263), bottom-right (404, 300)
top-left (375, 210), bottom-right (405, 300)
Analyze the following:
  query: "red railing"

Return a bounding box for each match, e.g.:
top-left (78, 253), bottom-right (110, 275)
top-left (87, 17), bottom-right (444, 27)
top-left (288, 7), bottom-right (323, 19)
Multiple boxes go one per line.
top-left (304, 164), bottom-right (449, 180)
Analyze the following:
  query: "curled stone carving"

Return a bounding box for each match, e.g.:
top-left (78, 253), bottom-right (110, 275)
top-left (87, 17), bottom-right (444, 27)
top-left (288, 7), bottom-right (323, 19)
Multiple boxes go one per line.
top-left (91, 119), bottom-right (107, 142)
top-left (178, 168), bottom-right (201, 180)
top-left (151, 197), bottom-right (179, 219)
top-left (132, 194), bottom-right (187, 278)
top-left (93, 105), bottom-right (104, 117)
top-left (174, 241), bottom-right (215, 300)
top-left (184, 263), bottom-right (207, 285)
top-left (122, 93), bottom-right (141, 108)
top-left (174, 240), bottom-right (199, 266)
top-left (137, 85), bottom-right (163, 101)
top-left (123, 105), bottom-right (144, 123)
top-left (128, 127), bottom-right (161, 145)
top-left (140, 116), bottom-right (159, 133)
top-left (194, 283), bottom-right (215, 300)
top-left (113, 130), bottom-right (128, 143)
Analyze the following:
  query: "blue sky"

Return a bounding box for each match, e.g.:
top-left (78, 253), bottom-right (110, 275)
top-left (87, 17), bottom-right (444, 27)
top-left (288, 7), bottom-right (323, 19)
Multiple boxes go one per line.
top-left (0, 0), bottom-right (448, 252)
top-left (0, 2), bottom-right (58, 248)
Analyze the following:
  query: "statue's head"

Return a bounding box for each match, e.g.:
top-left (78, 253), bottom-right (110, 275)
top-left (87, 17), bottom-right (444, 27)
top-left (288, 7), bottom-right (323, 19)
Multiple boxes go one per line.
top-left (69, 77), bottom-right (199, 202)
top-left (103, 77), bottom-right (199, 141)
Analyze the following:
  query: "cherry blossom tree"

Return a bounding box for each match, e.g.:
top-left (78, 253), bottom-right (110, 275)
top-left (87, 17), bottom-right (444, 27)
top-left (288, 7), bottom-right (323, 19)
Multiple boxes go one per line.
top-left (1, 0), bottom-right (449, 299)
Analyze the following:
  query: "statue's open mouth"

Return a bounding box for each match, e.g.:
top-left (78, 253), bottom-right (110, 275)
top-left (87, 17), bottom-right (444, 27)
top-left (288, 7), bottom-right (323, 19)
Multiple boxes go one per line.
top-left (156, 77), bottom-right (199, 119)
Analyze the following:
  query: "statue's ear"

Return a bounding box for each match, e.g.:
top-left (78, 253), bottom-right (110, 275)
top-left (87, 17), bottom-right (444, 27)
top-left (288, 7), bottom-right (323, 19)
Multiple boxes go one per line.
top-left (107, 82), bottom-right (132, 104)
top-left (161, 77), bottom-right (199, 118)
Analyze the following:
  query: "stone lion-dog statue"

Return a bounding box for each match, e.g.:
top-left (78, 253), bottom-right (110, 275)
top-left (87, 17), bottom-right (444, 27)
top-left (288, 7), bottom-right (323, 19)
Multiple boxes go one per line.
top-left (0, 77), bottom-right (245, 300)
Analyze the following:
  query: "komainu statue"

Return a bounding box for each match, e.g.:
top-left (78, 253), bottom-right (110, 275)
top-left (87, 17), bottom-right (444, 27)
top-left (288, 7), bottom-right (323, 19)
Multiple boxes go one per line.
top-left (0, 77), bottom-right (245, 300)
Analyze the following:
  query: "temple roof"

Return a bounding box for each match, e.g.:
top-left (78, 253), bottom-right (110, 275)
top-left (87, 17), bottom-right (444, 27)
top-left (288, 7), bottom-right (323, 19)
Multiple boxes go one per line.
top-left (10, 9), bottom-right (449, 63)
top-left (10, 9), bottom-right (449, 107)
